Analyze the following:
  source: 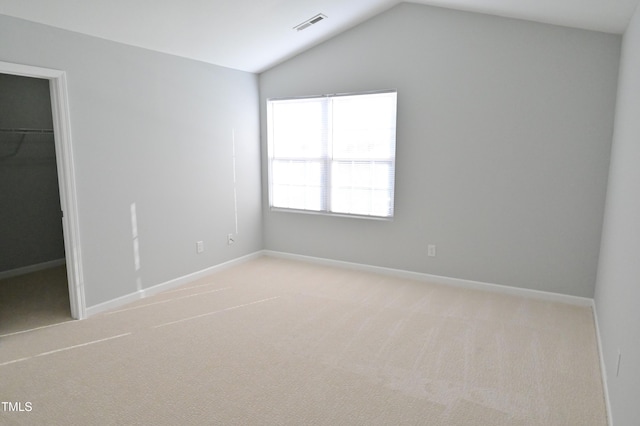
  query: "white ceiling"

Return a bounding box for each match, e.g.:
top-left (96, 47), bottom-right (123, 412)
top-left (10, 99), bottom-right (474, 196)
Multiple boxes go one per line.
top-left (0, 0), bottom-right (638, 73)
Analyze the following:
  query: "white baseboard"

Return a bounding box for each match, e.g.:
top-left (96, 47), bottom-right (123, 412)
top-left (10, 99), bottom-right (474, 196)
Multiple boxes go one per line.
top-left (592, 303), bottom-right (613, 425)
top-left (85, 251), bottom-right (263, 317)
top-left (84, 288), bottom-right (144, 318)
top-left (262, 250), bottom-right (594, 307)
top-left (0, 258), bottom-right (66, 280)
top-left (85, 249), bottom-right (595, 317)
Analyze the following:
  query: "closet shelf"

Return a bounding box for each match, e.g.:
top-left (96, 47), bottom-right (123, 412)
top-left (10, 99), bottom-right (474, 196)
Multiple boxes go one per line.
top-left (0, 128), bottom-right (54, 134)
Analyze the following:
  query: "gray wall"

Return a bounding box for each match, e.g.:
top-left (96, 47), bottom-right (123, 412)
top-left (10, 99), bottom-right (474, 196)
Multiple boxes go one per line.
top-left (0, 15), bottom-right (263, 308)
top-left (0, 73), bottom-right (64, 272)
top-left (259, 3), bottom-right (620, 297)
top-left (594, 3), bottom-right (640, 424)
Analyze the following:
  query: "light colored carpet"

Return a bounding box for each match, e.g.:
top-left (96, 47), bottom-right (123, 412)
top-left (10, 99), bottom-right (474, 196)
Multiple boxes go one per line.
top-left (0, 265), bottom-right (71, 336)
top-left (1, 256), bottom-right (607, 425)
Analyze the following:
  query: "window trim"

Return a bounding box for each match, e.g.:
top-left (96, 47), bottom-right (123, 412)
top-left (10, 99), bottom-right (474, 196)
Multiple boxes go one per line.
top-left (267, 89), bottom-right (397, 219)
top-left (269, 206), bottom-right (395, 221)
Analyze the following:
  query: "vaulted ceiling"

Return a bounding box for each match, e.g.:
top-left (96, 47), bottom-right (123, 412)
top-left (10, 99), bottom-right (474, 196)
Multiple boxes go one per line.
top-left (0, 0), bottom-right (638, 73)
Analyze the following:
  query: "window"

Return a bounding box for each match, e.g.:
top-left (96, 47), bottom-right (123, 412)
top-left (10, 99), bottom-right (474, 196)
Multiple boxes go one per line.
top-left (267, 90), bottom-right (397, 218)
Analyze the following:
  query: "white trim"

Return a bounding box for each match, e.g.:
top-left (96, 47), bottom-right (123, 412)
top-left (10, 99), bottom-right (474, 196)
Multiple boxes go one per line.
top-left (262, 250), bottom-right (594, 306)
top-left (85, 251), bottom-right (263, 317)
top-left (51, 71), bottom-right (85, 320)
top-left (0, 259), bottom-right (66, 280)
top-left (269, 207), bottom-right (394, 221)
top-left (592, 303), bottom-right (613, 425)
top-left (0, 61), bottom-right (85, 319)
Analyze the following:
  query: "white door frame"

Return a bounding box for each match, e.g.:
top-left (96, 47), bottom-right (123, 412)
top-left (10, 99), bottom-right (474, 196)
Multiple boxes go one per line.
top-left (0, 61), bottom-right (86, 319)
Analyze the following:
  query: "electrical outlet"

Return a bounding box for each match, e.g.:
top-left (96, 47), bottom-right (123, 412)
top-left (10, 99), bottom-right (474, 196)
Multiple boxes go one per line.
top-left (428, 244), bottom-right (437, 257)
top-left (227, 234), bottom-right (235, 245)
top-left (196, 241), bottom-right (204, 254)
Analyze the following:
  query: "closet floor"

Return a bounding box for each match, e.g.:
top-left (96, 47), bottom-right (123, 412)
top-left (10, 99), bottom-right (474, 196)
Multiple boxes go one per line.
top-left (0, 265), bottom-right (71, 336)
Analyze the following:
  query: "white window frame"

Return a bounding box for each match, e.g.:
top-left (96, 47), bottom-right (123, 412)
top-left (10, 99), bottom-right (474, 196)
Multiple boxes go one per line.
top-left (267, 89), bottom-right (397, 219)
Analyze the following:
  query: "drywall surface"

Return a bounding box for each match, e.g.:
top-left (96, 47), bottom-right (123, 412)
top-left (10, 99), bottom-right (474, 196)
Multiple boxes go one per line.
top-left (0, 15), bottom-right (262, 307)
top-left (594, 2), bottom-right (640, 424)
top-left (260, 3), bottom-right (620, 297)
top-left (0, 73), bottom-right (64, 271)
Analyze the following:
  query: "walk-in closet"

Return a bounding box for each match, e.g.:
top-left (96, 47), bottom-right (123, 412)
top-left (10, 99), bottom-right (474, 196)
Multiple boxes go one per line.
top-left (0, 73), bottom-right (71, 336)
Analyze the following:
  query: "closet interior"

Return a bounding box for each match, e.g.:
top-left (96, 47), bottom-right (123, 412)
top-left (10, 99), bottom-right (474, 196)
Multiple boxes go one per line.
top-left (0, 73), bottom-right (71, 336)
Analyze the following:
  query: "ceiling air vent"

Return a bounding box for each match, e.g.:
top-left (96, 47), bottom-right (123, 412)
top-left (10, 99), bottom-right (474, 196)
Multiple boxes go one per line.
top-left (294, 14), bottom-right (327, 31)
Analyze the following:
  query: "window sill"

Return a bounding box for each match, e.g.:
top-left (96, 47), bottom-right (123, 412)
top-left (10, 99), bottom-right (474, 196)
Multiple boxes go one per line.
top-left (269, 207), bottom-right (394, 221)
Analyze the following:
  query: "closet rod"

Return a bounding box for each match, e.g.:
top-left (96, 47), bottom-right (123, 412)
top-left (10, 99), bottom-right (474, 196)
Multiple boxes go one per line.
top-left (0, 128), bottom-right (54, 134)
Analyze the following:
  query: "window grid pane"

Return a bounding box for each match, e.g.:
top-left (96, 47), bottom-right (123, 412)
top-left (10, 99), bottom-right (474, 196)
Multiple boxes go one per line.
top-left (331, 161), bottom-right (394, 217)
top-left (270, 159), bottom-right (325, 211)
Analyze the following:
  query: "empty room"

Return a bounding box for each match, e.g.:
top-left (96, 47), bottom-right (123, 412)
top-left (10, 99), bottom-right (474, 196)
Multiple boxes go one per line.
top-left (1, 0), bottom-right (639, 424)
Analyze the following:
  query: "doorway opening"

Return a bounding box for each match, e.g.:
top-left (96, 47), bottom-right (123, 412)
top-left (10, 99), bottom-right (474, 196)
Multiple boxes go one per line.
top-left (0, 61), bottom-right (85, 333)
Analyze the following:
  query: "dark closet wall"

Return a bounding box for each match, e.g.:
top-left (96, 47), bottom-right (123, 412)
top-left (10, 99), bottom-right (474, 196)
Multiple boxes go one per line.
top-left (0, 73), bottom-right (65, 272)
